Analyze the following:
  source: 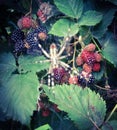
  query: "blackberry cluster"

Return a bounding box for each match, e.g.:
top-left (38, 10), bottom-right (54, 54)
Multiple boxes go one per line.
top-left (11, 29), bottom-right (25, 43)
top-left (25, 26), bottom-right (47, 47)
top-left (78, 71), bottom-right (95, 87)
top-left (10, 29), bottom-right (26, 55)
top-left (81, 50), bottom-right (96, 66)
top-left (53, 67), bottom-right (66, 81)
top-left (76, 43), bottom-right (102, 73)
top-left (53, 67), bottom-right (70, 84)
top-left (14, 40), bottom-right (26, 52)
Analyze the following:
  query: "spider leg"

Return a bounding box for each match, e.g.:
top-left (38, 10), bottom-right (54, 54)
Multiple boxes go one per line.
top-left (57, 42), bottom-right (67, 57)
top-left (58, 55), bottom-right (68, 60)
top-left (35, 59), bottom-right (50, 64)
top-left (47, 66), bottom-right (55, 86)
top-left (57, 37), bottom-right (71, 57)
top-left (38, 43), bottom-right (50, 58)
top-left (59, 61), bottom-right (72, 71)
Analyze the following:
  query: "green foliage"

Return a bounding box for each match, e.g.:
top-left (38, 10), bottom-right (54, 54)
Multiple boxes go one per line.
top-left (0, 53), bottom-right (16, 84)
top-left (79, 26), bottom-right (91, 44)
top-left (35, 124), bottom-right (52, 130)
top-left (0, 71), bottom-right (38, 125)
top-left (102, 36), bottom-right (117, 67)
top-left (49, 19), bottom-right (79, 37)
top-left (102, 120), bottom-right (117, 130)
top-left (18, 55), bottom-right (50, 73)
top-left (43, 84), bottom-right (106, 130)
top-left (54, 0), bottom-right (83, 19)
top-left (92, 8), bottom-right (117, 38)
top-left (78, 11), bottom-right (103, 26)
top-left (0, 53), bottom-right (50, 126)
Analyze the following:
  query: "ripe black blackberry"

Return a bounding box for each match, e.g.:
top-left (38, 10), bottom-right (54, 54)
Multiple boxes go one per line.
top-left (13, 40), bottom-right (26, 53)
top-left (78, 74), bottom-right (87, 86)
top-left (53, 67), bottom-right (66, 81)
top-left (78, 72), bottom-right (95, 87)
top-left (35, 26), bottom-right (47, 34)
top-left (26, 30), bottom-right (39, 47)
top-left (86, 56), bottom-right (96, 66)
top-left (11, 29), bottom-right (25, 43)
top-left (87, 74), bottom-right (95, 85)
top-left (25, 26), bottom-right (47, 47)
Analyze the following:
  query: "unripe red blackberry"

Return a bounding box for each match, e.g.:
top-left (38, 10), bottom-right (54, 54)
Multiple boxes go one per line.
top-left (37, 9), bottom-right (43, 17)
top-left (83, 63), bottom-right (92, 73)
top-left (22, 16), bottom-right (32, 29)
top-left (76, 55), bottom-right (83, 66)
top-left (38, 32), bottom-right (47, 41)
top-left (17, 18), bottom-right (23, 29)
top-left (81, 50), bottom-right (96, 65)
top-left (94, 52), bottom-right (102, 62)
top-left (84, 43), bottom-right (96, 52)
top-left (69, 75), bottom-right (78, 85)
top-left (93, 63), bottom-right (101, 72)
top-left (42, 109), bottom-right (50, 117)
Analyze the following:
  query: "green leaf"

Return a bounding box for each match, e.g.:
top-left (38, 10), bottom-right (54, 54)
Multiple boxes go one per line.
top-left (0, 53), bottom-right (50, 125)
top-left (102, 36), bottom-right (117, 67)
top-left (49, 19), bottom-right (79, 37)
top-left (0, 53), bottom-right (49, 84)
top-left (0, 72), bottom-right (38, 125)
top-left (102, 120), bottom-right (117, 130)
top-left (78, 11), bottom-right (103, 26)
top-left (92, 8), bottom-right (117, 38)
top-left (43, 84), bottom-right (106, 130)
top-left (0, 53), bottom-right (16, 84)
top-left (19, 55), bottom-right (50, 73)
top-left (79, 26), bottom-right (92, 44)
top-left (35, 124), bottom-right (52, 130)
top-left (54, 0), bottom-right (83, 19)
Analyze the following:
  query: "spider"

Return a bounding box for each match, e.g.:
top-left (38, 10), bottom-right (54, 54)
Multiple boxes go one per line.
top-left (37, 37), bottom-right (71, 86)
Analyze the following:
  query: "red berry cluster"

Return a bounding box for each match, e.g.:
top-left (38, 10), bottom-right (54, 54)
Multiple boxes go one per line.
top-left (76, 43), bottom-right (102, 73)
top-left (17, 16), bottom-right (33, 29)
top-left (37, 2), bottom-right (53, 23)
top-left (53, 67), bottom-right (70, 84)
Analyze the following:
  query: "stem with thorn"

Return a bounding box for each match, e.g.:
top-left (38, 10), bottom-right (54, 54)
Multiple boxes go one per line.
top-left (105, 104), bottom-right (117, 123)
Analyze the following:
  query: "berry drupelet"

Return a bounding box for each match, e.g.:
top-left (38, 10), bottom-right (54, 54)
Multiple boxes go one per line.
top-left (78, 71), bottom-right (95, 87)
top-left (11, 28), bottom-right (25, 43)
top-left (25, 26), bottom-right (47, 48)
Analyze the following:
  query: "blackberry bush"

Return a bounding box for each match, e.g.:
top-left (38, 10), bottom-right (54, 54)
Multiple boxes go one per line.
top-left (0, 0), bottom-right (117, 130)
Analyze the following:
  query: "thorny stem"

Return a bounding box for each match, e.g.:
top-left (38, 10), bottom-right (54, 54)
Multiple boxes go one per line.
top-left (89, 117), bottom-right (101, 130)
top-left (95, 84), bottom-right (110, 91)
top-left (105, 104), bottom-right (117, 123)
top-left (72, 44), bottom-right (76, 69)
top-left (25, 0), bottom-right (32, 16)
top-left (91, 36), bottom-right (101, 52)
